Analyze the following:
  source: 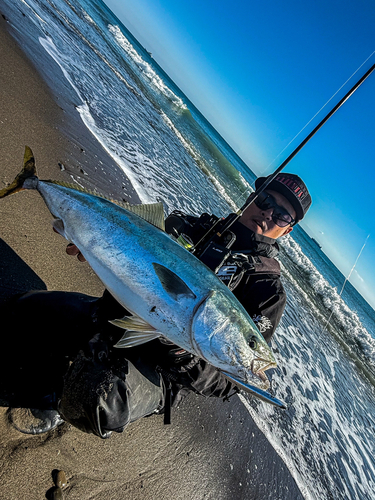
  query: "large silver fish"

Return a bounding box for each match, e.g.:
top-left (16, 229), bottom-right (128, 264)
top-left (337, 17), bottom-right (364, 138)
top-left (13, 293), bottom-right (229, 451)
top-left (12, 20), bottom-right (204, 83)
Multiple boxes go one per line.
top-left (0, 147), bottom-right (286, 408)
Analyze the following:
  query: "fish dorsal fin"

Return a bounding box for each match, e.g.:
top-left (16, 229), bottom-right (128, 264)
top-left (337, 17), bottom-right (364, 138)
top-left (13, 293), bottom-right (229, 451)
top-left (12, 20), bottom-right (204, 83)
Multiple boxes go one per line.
top-left (120, 202), bottom-right (165, 231)
top-left (152, 263), bottom-right (196, 300)
top-left (110, 314), bottom-right (161, 348)
top-left (47, 179), bottom-right (165, 230)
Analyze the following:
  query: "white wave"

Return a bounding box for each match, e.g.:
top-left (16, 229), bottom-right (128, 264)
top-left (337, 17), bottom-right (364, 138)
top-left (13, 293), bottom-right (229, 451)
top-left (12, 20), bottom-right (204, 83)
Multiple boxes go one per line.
top-left (39, 36), bottom-right (85, 101)
top-left (19, 0), bottom-right (47, 26)
top-left (238, 170), bottom-right (254, 197)
top-left (38, 36), bottom-right (151, 202)
top-left (160, 111), bottom-right (201, 162)
top-left (108, 24), bottom-right (187, 110)
top-left (240, 306), bottom-right (375, 500)
top-left (280, 234), bottom-right (375, 363)
top-left (76, 103), bottom-right (151, 204)
top-left (239, 394), bottom-right (314, 500)
top-left (160, 112), bottom-right (238, 211)
top-left (81, 9), bottom-right (95, 26)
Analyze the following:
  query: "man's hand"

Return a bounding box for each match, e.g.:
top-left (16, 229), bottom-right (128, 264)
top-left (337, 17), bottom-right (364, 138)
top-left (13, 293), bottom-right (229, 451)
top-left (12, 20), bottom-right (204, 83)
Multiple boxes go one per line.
top-left (66, 243), bottom-right (86, 262)
top-left (52, 225), bottom-right (87, 262)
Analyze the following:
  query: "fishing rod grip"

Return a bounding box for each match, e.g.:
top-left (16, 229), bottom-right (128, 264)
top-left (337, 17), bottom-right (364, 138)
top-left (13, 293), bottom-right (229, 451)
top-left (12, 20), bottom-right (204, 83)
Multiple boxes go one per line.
top-left (191, 213), bottom-right (237, 257)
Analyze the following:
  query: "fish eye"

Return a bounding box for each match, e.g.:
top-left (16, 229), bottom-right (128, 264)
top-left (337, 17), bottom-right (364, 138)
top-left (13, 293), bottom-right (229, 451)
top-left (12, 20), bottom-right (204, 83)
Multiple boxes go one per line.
top-left (249, 336), bottom-right (258, 350)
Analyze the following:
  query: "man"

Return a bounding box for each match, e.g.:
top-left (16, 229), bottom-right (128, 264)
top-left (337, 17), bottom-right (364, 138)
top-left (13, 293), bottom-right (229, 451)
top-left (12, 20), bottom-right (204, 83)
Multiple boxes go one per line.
top-left (3, 172), bottom-right (311, 437)
top-left (163, 172), bottom-right (311, 343)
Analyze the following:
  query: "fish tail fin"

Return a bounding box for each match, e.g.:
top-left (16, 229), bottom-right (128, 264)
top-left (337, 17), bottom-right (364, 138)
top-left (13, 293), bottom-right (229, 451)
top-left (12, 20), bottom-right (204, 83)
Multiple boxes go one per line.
top-left (0, 146), bottom-right (37, 198)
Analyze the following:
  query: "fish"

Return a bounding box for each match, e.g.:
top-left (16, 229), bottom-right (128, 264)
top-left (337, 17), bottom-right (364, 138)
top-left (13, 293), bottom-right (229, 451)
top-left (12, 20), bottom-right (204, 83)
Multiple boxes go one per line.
top-left (0, 146), bottom-right (286, 408)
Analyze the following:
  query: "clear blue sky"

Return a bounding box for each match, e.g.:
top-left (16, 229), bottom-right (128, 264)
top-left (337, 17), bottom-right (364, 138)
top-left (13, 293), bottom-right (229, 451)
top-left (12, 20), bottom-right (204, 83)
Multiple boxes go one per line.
top-left (104, 0), bottom-right (375, 310)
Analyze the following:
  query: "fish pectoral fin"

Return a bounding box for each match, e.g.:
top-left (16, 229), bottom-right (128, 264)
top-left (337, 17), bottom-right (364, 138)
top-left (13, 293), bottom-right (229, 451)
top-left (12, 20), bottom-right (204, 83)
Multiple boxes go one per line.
top-left (110, 314), bottom-right (162, 347)
top-left (109, 314), bottom-right (158, 331)
top-left (152, 263), bottom-right (196, 301)
top-left (114, 330), bottom-right (161, 348)
top-left (110, 314), bottom-right (161, 347)
top-left (221, 371), bottom-right (287, 409)
top-left (0, 146), bottom-right (37, 198)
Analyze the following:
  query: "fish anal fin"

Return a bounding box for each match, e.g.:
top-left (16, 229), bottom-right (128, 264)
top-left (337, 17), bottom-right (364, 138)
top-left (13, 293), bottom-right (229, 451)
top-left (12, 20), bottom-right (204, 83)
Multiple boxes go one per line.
top-left (110, 314), bottom-right (162, 347)
top-left (152, 263), bottom-right (196, 300)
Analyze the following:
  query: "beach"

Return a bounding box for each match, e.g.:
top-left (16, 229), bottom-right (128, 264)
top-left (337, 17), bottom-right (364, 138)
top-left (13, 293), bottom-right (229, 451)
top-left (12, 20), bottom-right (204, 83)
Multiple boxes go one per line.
top-left (0, 12), bottom-right (304, 500)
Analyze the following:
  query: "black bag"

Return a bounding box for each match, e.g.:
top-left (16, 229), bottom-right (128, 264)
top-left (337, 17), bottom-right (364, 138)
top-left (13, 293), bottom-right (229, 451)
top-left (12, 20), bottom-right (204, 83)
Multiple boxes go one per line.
top-left (58, 334), bottom-right (165, 439)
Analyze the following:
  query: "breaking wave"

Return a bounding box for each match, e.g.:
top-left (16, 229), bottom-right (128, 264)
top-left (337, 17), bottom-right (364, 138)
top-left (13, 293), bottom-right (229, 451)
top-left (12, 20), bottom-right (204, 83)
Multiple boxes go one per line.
top-left (108, 24), bottom-right (187, 110)
top-left (280, 235), bottom-right (375, 376)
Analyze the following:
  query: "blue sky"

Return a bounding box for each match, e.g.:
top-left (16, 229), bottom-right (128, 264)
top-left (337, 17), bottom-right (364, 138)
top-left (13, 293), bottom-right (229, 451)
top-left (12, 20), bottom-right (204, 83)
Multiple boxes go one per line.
top-left (104, 0), bottom-right (375, 310)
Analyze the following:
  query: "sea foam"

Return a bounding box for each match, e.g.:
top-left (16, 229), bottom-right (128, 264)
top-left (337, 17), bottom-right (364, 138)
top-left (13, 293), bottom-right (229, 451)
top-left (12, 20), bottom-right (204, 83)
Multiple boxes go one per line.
top-left (280, 234), bottom-right (375, 367)
top-left (108, 25), bottom-right (187, 110)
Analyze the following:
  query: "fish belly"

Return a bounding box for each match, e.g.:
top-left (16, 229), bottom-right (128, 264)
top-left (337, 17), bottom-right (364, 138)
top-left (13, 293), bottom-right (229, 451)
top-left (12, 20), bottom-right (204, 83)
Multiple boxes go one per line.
top-left (37, 181), bottom-right (204, 351)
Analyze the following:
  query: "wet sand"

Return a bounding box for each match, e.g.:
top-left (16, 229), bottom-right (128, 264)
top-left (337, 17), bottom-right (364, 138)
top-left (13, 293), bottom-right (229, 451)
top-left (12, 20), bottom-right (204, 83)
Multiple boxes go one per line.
top-left (0, 12), bottom-right (304, 500)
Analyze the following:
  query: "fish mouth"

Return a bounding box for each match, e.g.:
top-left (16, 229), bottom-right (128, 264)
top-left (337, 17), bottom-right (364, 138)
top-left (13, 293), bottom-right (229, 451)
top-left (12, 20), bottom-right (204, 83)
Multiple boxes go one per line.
top-left (255, 370), bottom-right (269, 385)
top-left (251, 358), bottom-right (276, 385)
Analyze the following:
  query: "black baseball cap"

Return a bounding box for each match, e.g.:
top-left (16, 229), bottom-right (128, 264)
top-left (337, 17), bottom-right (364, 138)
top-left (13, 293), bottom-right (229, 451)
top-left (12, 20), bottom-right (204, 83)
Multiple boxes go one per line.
top-left (255, 173), bottom-right (311, 223)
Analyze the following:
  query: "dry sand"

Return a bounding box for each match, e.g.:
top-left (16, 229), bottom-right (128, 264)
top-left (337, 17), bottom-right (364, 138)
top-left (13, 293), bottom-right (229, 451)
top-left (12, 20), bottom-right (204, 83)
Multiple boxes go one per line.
top-left (0, 12), bottom-right (304, 500)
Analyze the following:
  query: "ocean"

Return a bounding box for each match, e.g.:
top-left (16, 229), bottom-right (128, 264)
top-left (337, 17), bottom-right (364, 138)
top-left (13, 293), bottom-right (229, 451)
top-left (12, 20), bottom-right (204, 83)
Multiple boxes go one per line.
top-left (2, 0), bottom-right (375, 498)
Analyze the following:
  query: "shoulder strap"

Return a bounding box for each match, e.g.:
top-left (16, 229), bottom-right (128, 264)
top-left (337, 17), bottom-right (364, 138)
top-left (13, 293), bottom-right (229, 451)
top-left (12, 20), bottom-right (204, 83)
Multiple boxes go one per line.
top-left (251, 255), bottom-right (281, 276)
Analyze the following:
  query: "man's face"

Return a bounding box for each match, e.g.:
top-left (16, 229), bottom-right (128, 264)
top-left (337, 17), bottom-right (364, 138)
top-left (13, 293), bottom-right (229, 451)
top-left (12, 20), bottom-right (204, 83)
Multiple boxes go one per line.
top-left (239, 189), bottom-right (296, 239)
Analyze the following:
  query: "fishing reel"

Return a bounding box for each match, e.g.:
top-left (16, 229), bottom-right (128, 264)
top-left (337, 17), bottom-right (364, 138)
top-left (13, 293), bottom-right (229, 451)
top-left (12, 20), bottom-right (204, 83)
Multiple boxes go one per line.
top-left (196, 228), bottom-right (236, 273)
top-left (166, 211), bottom-right (236, 274)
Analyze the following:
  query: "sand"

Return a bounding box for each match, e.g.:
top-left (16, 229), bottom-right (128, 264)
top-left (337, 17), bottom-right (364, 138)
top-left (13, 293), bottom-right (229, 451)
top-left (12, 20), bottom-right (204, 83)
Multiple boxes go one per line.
top-left (0, 11), bottom-right (304, 500)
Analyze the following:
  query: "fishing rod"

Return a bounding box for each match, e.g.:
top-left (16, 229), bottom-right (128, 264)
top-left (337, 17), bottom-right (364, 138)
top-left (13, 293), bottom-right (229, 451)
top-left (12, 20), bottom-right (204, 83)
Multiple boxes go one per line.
top-left (191, 62), bottom-right (375, 259)
top-left (321, 233), bottom-right (370, 337)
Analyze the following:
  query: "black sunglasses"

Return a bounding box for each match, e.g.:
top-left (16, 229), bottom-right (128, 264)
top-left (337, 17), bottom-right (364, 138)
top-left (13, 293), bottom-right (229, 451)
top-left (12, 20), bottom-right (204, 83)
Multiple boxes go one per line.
top-left (254, 191), bottom-right (295, 228)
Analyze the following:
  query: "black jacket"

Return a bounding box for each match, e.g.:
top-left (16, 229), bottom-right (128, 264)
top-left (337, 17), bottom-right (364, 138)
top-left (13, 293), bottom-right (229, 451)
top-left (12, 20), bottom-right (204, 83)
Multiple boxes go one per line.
top-left (165, 212), bottom-right (286, 344)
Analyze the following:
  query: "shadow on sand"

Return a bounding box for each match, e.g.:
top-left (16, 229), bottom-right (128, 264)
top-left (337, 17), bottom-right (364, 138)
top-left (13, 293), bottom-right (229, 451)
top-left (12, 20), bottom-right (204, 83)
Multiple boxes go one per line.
top-left (0, 238), bottom-right (47, 407)
top-left (0, 238), bottom-right (46, 303)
